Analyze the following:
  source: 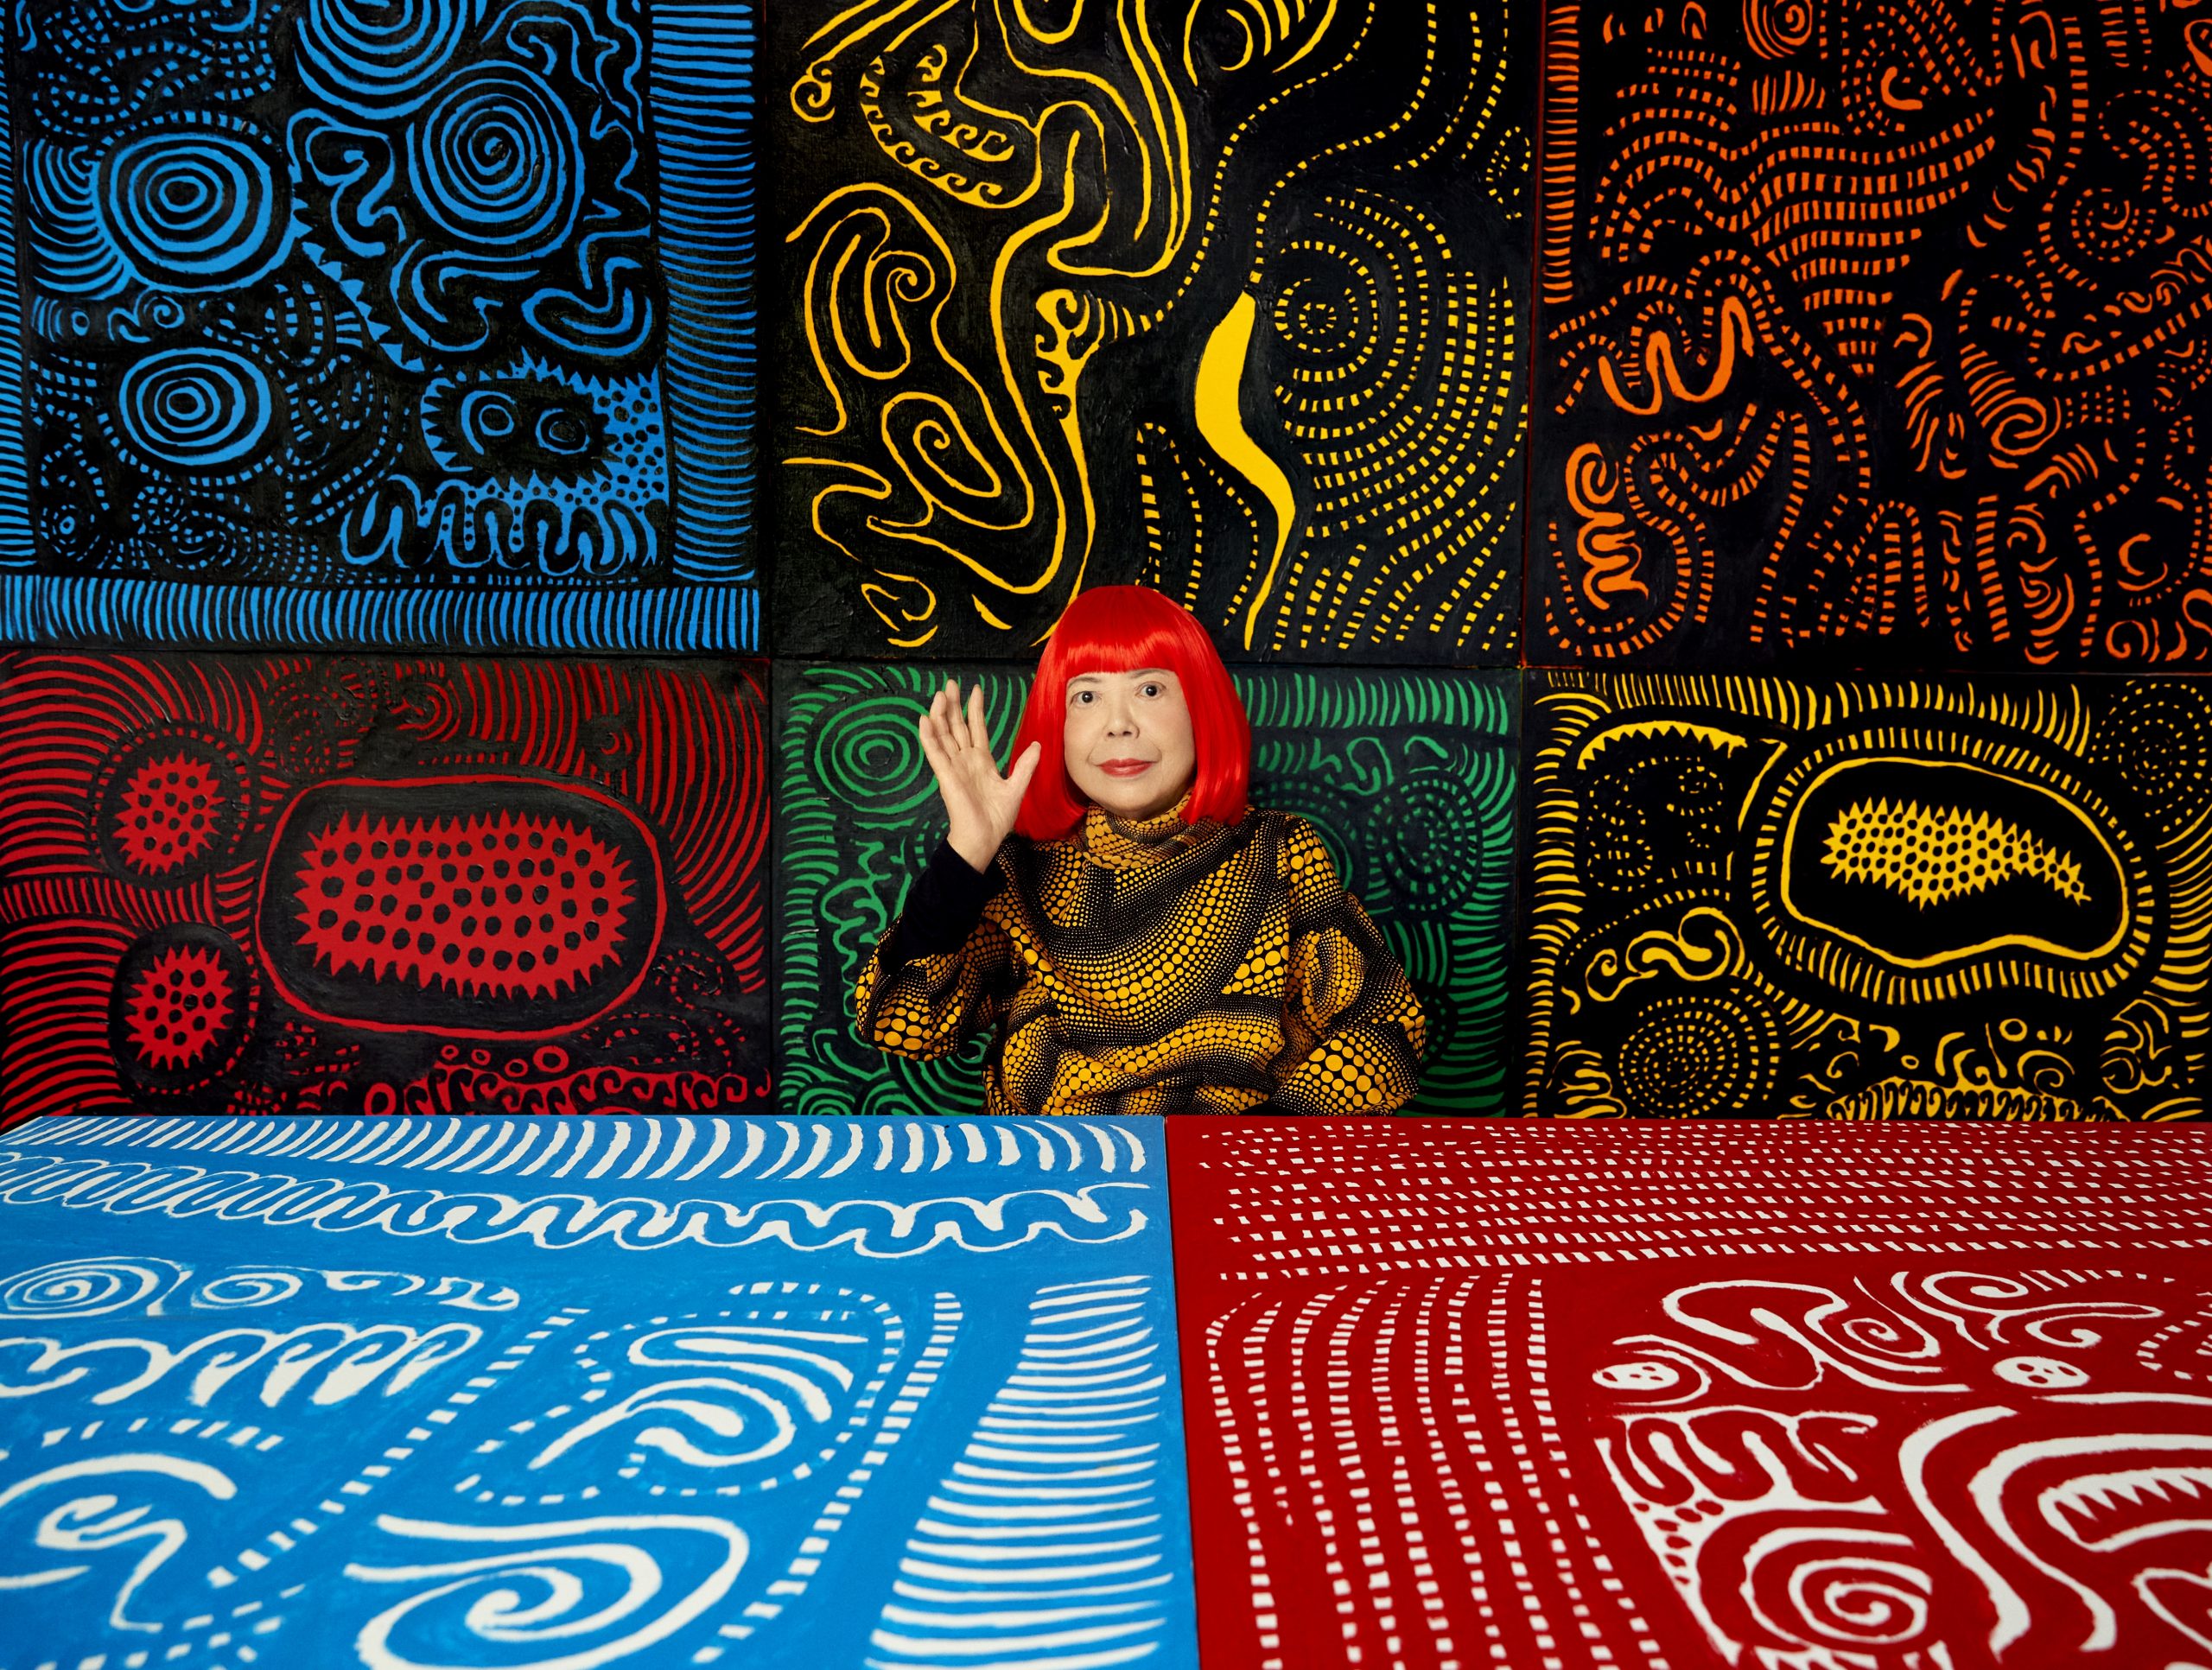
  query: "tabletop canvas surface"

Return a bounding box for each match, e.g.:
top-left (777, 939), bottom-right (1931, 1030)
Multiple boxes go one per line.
top-left (0, 1114), bottom-right (1198, 1670)
top-left (1167, 1120), bottom-right (2212, 1670)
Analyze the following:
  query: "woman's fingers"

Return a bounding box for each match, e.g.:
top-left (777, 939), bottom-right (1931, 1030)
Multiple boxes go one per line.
top-left (931, 681), bottom-right (962, 752)
top-left (964, 683), bottom-right (995, 763)
top-left (1005, 740), bottom-right (1043, 799)
top-left (917, 710), bottom-right (951, 780)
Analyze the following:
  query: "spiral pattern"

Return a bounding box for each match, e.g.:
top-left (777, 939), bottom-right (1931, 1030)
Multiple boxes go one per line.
top-left (115, 348), bottom-right (275, 470)
top-left (1268, 194), bottom-right (1423, 424)
top-left (99, 124), bottom-right (288, 289)
top-left (352, 1517), bottom-right (746, 1670)
top-left (194, 1270), bottom-right (306, 1308)
top-left (1743, 0), bottom-right (1815, 57)
top-left (1742, 1532), bottom-right (1934, 1649)
top-left (814, 692), bottom-right (952, 818)
top-left (2096, 681), bottom-right (2212, 826)
top-left (1614, 987), bottom-right (1781, 1118)
top-left (295, 0), bottom-right (471, 111)
top-left (1, 1257), bottom-right (181, 1318)
top-left (407, 66), bottom-right (583, 257)
top-left (1375, 775), bottom-right (1487, 911)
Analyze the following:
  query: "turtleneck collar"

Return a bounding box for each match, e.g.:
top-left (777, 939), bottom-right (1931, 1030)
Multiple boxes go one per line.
top-left (1077, 791), bottom-right (1218, 871)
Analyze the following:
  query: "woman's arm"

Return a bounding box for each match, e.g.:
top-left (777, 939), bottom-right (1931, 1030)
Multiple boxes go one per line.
top-left (1270, 818), bottom-right (1428, 1114)
top-left (854, 841), bottom-right (1020, 1059)
top-left (853, 679), bottom-right (1039, 1060)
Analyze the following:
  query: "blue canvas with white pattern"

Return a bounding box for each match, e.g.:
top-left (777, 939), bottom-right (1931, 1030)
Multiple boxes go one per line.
top-left (0, 1116), bottom-right (1196, 1670)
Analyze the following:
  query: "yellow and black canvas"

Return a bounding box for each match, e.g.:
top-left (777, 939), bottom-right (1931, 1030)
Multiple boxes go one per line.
top-left (766, 1), bottom-right (1534, 664)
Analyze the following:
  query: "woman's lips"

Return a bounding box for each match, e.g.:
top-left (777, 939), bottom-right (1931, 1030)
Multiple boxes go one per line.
top-left (1097, 759), bottom-right (1154, 778)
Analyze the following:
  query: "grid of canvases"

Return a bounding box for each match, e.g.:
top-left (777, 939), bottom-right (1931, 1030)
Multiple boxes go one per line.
top-left (3, 2), bottom-right (2212, 1669)
top-left (6, 0), bottom-right (2212, 1129)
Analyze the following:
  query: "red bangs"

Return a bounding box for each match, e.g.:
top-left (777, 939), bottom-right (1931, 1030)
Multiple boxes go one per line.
top-left (1010, 587), bottom-right (1251, 842)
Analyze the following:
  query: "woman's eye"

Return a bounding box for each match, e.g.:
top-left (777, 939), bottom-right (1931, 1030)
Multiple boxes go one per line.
top-left (1141, 683), bottom-right (1161, 697)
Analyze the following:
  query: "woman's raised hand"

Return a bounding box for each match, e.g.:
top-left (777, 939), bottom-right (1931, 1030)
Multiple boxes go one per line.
top-left (918, 679), bottom-right (1043, 873)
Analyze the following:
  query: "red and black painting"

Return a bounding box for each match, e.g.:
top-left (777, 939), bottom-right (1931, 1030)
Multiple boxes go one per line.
top-left (0, 652), bottom-right (769, 1127)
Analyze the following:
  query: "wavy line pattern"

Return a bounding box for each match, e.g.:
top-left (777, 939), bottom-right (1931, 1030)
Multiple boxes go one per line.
top-left (22, 1115), bottom-right (1151, 1178)
top-left (1534, 0), bottom-right (2212, 669)
top-left (0, 1119), bottom-right (1195, 1670)
top-left (769, 0), bottom-right (1530, 662)
top-left (868, 1276), bottom-right (1178, 1669)
top-left (0, 1147), bottom-right (1151, 1256)
top-left (1523, 672), bottom-right (2211, 1121)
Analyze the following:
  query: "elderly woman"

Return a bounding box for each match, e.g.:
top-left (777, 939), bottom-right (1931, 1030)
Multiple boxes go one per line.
top-left (855, 587), bottom-right (1425, 1116)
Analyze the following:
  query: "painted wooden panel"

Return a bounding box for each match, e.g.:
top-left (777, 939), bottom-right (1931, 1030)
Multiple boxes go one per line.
top-left (0, 0), bottom-right (757, 651)
top-left (775, 664), bottom-right (1519, 1115)
top-left (0, 652), bottom-right (769, 1127)
top-left (766, 0), bottom-right (1533, 663)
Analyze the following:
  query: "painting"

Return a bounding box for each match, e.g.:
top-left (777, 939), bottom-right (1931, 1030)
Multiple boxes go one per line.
top-left (0, 651), bottom-right (768, 1127)
top-left (1166, 1115), bottom-right (2212, 1670)
top-left (0, 0), bottom-right (757, 652)
top-left (1529, 0), bottom-right (2212, 670)
top-left (774, 663), bottom-right (1518, 1116)
top-left (0, 1111), bottom-right (1198, 1669)
top-left (766, 0), bottom-right (1532, 663)
top-left (1523, 671), bottom-right (2212, 1120)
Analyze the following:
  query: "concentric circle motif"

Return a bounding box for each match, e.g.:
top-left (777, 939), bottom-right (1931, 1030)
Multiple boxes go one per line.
top-left (406, 65), bottom-right (584, 257)
top-left (110, 925), bottom-right (255, 1096)
top-left (98, 119), bottom-right (290, 290)
top-left (91, 727), bottom-right (251, 884)
top-left (0, 1258), bottom-right (183, 1318)
top-left (814, 691), bottom-right (949, 818)
top-left (114, 347), bottom-right (276, 472)
top-left (1612, 985), bottom-right (1782, 1119)
top-left (2094, 682), bottom-right (2212, 829)
top-left (1374, 773), bottom-right (1486, 911)
top-left (296, 0), bottom-right (473, 111)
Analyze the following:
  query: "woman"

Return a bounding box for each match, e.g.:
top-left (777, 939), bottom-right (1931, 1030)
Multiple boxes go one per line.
top-left (855, 586), bottom-right (1426, 1115)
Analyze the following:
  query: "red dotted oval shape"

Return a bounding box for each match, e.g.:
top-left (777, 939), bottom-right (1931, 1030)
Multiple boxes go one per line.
top-left (257, 777), bottom-right (664, 1038)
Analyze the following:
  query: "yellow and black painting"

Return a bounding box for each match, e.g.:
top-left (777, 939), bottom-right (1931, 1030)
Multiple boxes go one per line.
top-left (1524, 673), bottom-right (2212, 1120)
top-left (766, 0), bottom-right (1532, 662)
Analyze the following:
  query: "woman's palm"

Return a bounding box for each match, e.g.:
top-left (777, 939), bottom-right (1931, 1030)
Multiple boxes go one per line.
top-left (919, 680), bottom-right (1041, 871)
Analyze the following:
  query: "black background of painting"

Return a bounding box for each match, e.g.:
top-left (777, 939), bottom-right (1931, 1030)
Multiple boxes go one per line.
top-left (763, 0), bottom-right (1536, 664)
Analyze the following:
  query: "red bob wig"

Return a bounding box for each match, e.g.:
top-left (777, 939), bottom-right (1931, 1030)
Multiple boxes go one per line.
top-left (1010, 587), bottom-right (1251, 842)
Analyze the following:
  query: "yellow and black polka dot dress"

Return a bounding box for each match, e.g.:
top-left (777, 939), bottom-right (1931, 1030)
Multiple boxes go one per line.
top-left (855, 800), bottom-right (1427, 1115)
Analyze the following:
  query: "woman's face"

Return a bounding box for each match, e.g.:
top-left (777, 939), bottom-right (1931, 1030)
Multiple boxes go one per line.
top-left (1063, 667), bottom-right (1197, 820)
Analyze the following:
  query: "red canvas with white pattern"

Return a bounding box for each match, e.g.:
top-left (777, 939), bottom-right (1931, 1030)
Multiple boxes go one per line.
top-left (1166, 1121), bottom-right (2212, 1670)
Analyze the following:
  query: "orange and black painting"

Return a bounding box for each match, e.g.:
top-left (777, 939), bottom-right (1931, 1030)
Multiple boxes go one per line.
top-left (1522, 671), bottom-right (2212, 1119)
top-left (1531, 0), bottom-right (2212, 668)
top-left (766, 0), bottom-right (1533, 664)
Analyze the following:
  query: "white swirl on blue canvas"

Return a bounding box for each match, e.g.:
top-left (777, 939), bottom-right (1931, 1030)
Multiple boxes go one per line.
top-left (346, 1512), bottom-right (747, 1670)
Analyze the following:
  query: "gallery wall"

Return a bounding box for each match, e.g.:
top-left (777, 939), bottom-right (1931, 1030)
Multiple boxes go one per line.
top-left (2, 0), bottom-right (2205, 1124)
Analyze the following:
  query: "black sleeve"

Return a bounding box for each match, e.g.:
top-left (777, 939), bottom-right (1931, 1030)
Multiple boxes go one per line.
top-left (881, 839), bottom-right (1006, 967)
